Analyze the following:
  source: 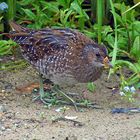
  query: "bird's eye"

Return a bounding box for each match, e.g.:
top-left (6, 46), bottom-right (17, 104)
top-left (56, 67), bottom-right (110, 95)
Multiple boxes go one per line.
top-left (96, 53), bottom-right (100, 57)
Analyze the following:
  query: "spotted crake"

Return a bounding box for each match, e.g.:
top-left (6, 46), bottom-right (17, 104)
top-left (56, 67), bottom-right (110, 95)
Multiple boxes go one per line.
top-left (9, 22), bottom-right (111, 86)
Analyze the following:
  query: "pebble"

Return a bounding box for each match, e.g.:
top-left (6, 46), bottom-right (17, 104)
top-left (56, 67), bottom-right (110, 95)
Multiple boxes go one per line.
top-left (1, 89), bottom-right (5, 93)
top-left (0, 105), bottom-right (7, 113)
top-left (0, 122), bottom-right (6, 131)
top-left (24, 123), bottom-right (30, 129)
top-left (14, 122), bottom-right (21, 128)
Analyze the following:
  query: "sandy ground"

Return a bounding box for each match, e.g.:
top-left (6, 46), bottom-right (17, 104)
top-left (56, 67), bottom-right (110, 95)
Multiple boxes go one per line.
top-left (0, 66), bottom-right (140, 140)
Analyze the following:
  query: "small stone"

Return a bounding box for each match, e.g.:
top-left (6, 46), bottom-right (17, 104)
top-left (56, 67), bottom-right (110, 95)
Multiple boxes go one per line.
top-left (14, 122), bottom-right (21, 128)
top-left (126, 116), bottom-right (129, 119)
top-left (4, 122), bottom-right (11, 129)
top-left (119, 91), bottom-right (125, 96)
top-left (24, 123), bottom-right (30, 129)
top-left (6, 128), bottom-right (11, 131)
top-left (15, 112), bottom-right (20, 115)
top-left (0, 105), bottom-right (7, 113)
top-left (0, 124), bottom-right (6, 131)
top-left (1, 89), bottom-right (5, 93)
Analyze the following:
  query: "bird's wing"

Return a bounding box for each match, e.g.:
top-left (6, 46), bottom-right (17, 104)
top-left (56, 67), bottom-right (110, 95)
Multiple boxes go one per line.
top-left (9, 23), bottom-right (76, 63)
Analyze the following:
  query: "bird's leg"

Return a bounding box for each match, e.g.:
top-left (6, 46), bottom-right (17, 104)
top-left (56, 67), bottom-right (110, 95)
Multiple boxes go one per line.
top-left (33, 74), bottom-right (50, 104)
top-left (36, 74), bottom-right (44, 98)
top-left (39, 74), bottom-right (46, 102)
top-left (33, 78), bottom-right (101, 110)
top-left (52, 85), bottom-right (79, 111)
top-left (51, 85), bottom-right (102, 110)
top-left (33, 81), bottom-right (78, 110)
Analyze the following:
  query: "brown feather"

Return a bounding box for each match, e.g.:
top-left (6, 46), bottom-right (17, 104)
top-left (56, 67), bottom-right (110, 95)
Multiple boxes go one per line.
top-left (9, 22), bottom-right (110, 85)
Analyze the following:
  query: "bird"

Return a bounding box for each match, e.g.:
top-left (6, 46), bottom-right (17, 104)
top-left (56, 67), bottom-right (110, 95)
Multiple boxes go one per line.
top-left (9, 21), bottom-right (112, 110)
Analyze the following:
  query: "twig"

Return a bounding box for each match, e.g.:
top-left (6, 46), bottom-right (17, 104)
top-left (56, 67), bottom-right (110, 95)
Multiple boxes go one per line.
top-left (111, 108), bottom-right (140, 114)
top-left (52, 117), bottom-right (84, 127)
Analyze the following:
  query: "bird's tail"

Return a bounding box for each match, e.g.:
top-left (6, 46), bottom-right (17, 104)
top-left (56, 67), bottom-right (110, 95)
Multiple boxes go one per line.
top-left (0, 21), bottom-right (30, 39)
top-left (9, 21), bottom-right (28, 32)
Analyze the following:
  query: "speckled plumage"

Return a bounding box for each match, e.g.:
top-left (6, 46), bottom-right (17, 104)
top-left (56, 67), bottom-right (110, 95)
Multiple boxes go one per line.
top-left (9, 22), bottom-right (110, 85)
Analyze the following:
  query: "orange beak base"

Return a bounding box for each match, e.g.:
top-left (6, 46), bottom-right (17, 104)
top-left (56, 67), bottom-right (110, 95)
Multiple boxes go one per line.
top-left (103, 57), bottom-right (112, 69)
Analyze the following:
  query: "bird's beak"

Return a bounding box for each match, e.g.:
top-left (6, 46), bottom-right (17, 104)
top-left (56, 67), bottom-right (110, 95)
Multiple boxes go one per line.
top-left (103, 57), bottom-right (112, 69)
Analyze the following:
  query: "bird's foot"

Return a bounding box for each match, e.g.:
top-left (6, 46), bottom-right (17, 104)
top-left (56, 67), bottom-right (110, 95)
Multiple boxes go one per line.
top-left (51, 86), bottom-right (102, 111)
top-left (33, 94), bottom-right (50, 105)
top-left (32, 88), bottom-right (58, 105)
top-left (32, 92), bottom-right (77, 111)
top-left (51, 86), bottom-right (78, 111)
top-left (32, 85), bottom-right (101, 111)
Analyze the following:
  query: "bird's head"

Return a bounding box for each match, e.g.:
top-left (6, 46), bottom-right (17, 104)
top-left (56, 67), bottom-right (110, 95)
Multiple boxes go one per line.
top-left (82, 43), bottom-right (112, 69)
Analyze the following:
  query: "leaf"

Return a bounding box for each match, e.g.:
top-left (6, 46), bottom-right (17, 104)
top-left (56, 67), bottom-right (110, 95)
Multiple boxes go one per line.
top-left (115, 60), bottom-right (138, 73)
top-left (22, 9), bottom-right (36, 20)
top-left (130, 36), bottom-right (140, 60)
top-left (70, 0), bottom-right (89, 20)
top-left (87, 82), bottom-right (96, 92)
top-left (20, 0), bottom-right (34, 6)
top-left (0, 40), bottom-right (16, 56)
top-left (102, 25), bottom-right (113, 37)
top-left (134, 62), bottom-right (140, 73)
top-left (127, 75), bottom-right (140, 86)
top-left (135, 82), bottom-right (140, 89)
top-left (42, 2), bottom-right (59, 13)
top-left (83, 30), bottom-right (96, 39)
top-left (70, 0), bottom-right (81, 14)
top-left (132, 21), bottom-right (140, 33)
top-left (0, 15), bottom-right (3, 21)
top-left (104, 33), bottom-right (115, 48)
top-left (57, 0), bottom-right (71, 8)
top-left (64, 9), bottom-right (73, 24)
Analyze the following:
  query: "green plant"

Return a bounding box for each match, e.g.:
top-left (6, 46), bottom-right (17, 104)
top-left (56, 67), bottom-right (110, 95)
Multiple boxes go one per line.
top-left (0, 59), bottom-right (28, 71)
top-left (119, 86), bottom-right (136, 102)
top-left (87, 82), bottom-right (96, 93)
top-left (6, 0), bottom-right (16, 21)
top-left (16, 0), bottom-right (91, 30)
top-left (103, 2), bottom-right (140, 90)
top-left (0, 40), bottom-right (28, 71)
top-left (0, 40), bottom-right (16, 55)
top-left (0, 2), bottom-right (8, 32)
